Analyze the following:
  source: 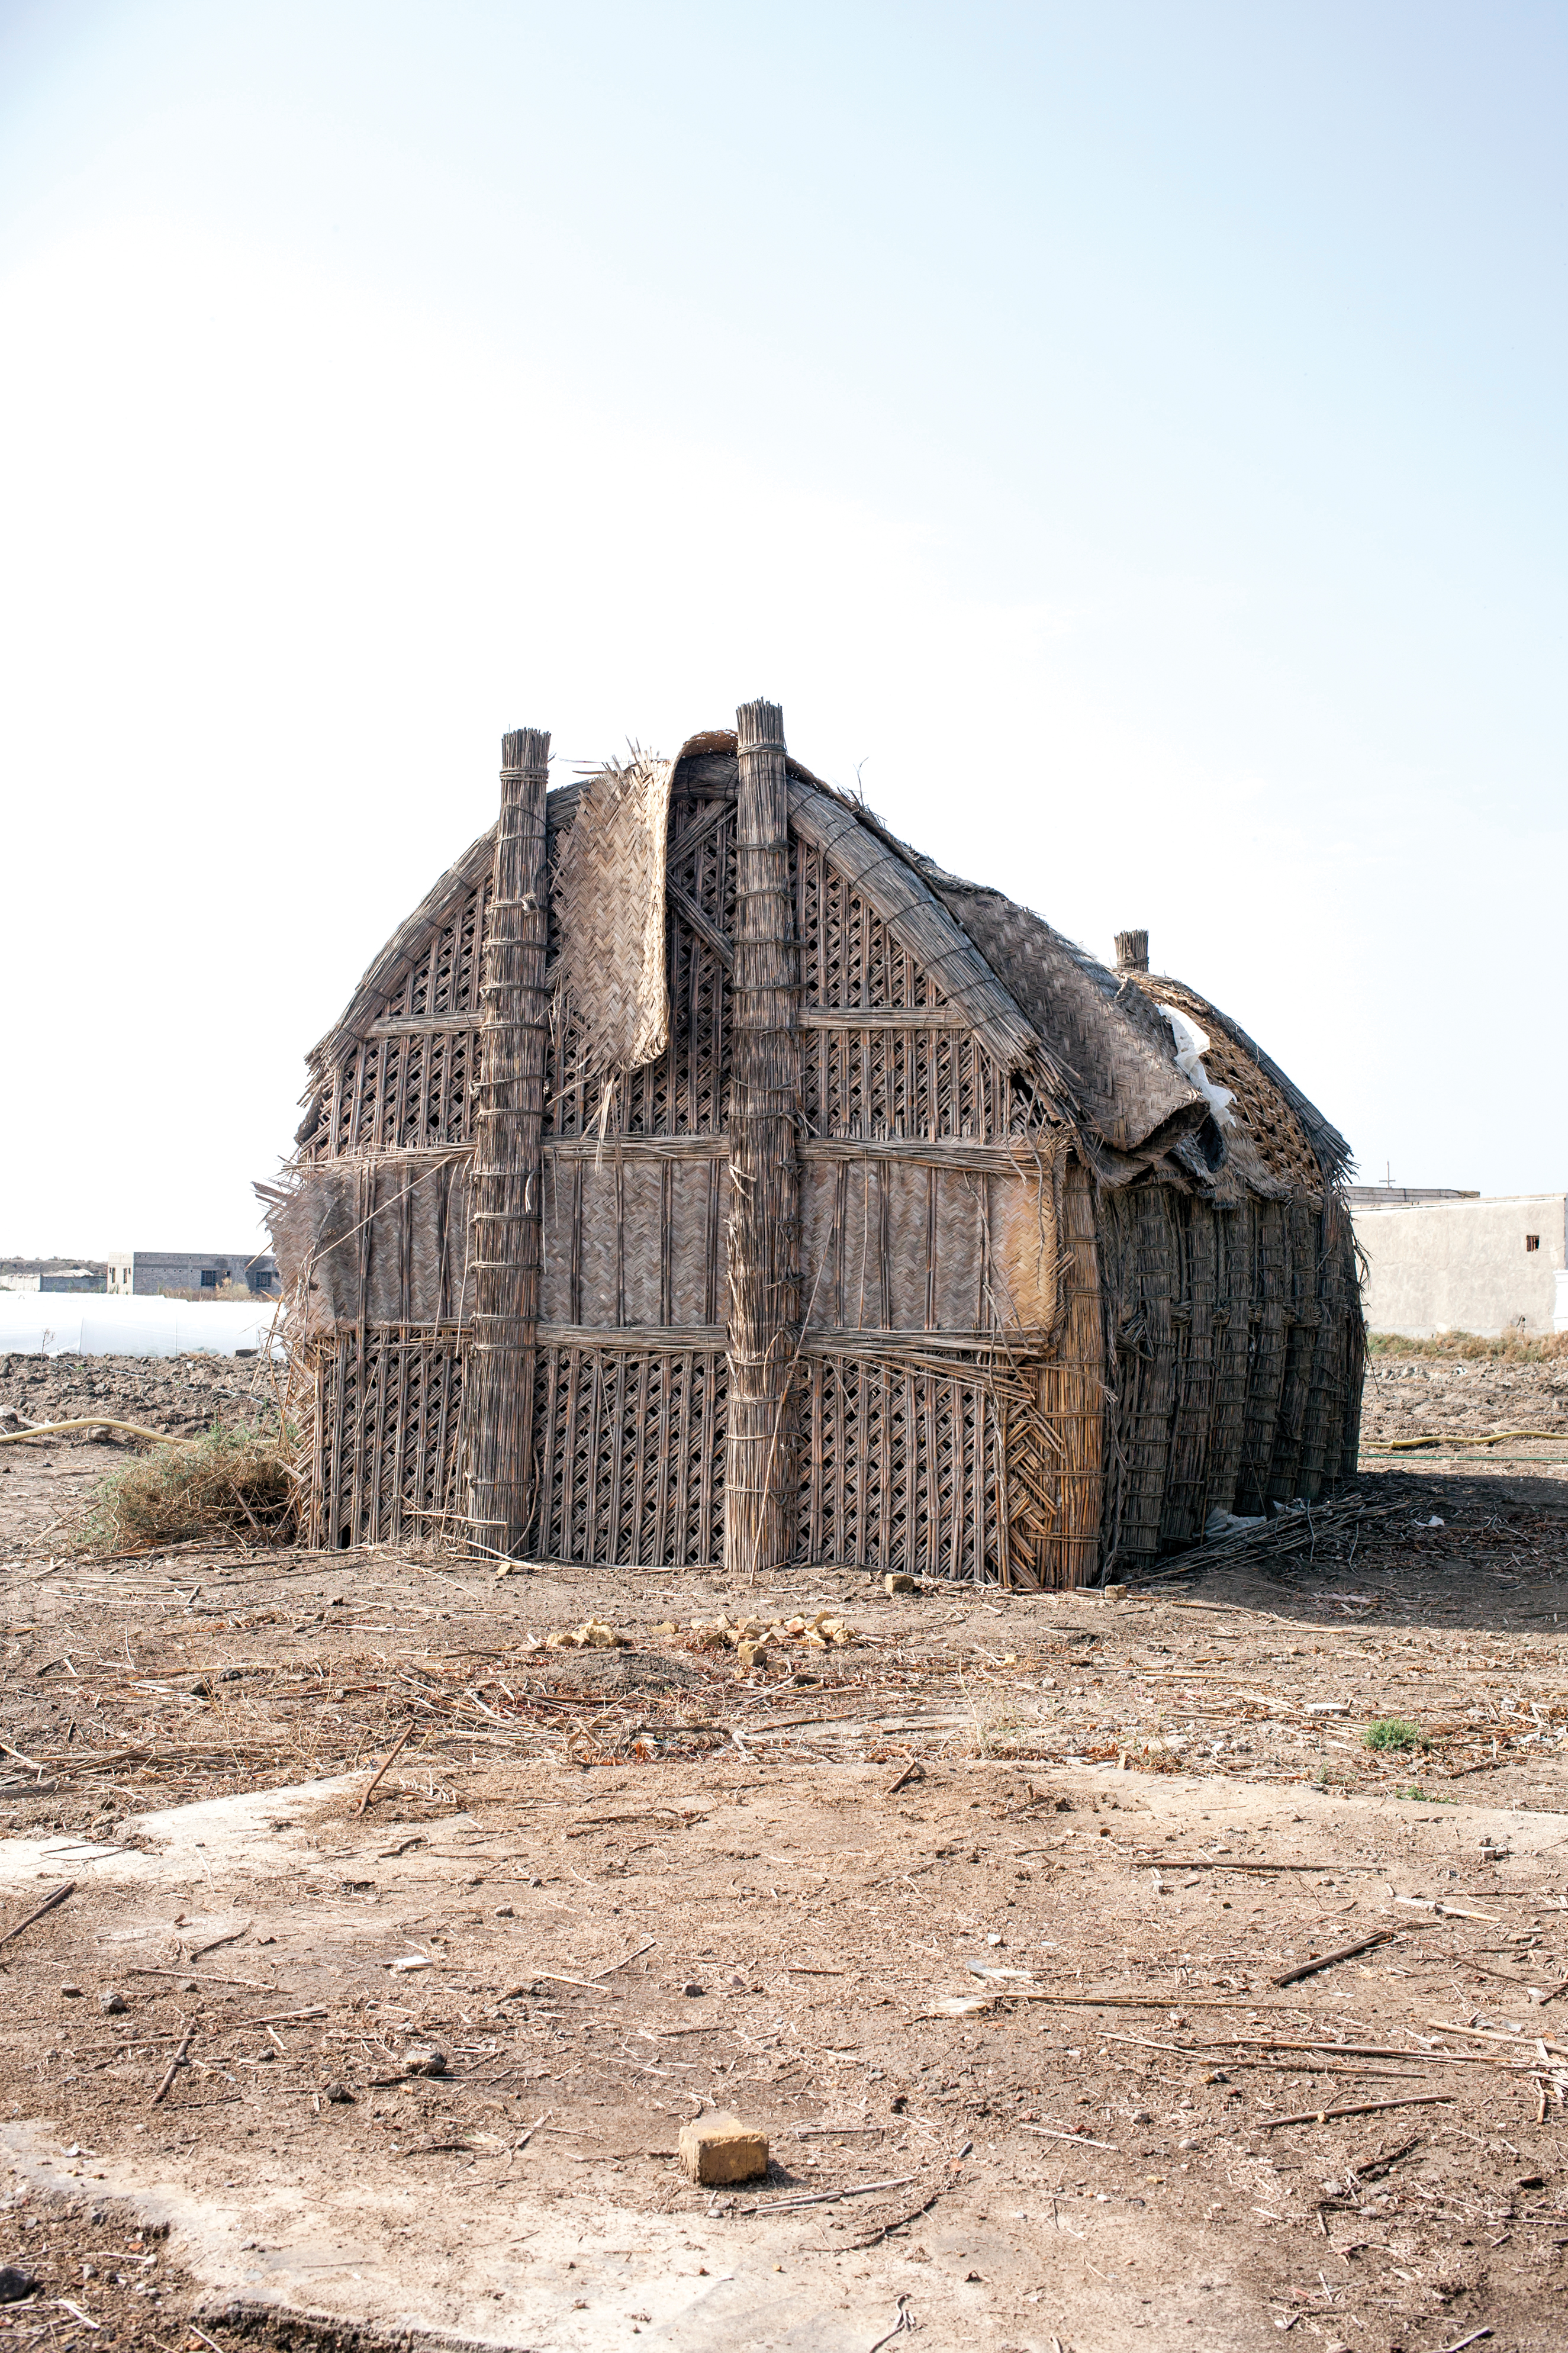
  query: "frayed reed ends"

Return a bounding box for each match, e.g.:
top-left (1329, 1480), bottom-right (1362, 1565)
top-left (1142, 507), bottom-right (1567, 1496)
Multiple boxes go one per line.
top-left (88, 1423), bottom-right (297, 1552)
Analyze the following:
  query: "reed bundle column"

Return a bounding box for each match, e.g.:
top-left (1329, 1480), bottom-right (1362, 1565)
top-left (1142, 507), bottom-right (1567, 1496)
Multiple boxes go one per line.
top-left (466, 727), bottom-right (550, 1560)
top-left (725, 698), bottom-right (801, 1577)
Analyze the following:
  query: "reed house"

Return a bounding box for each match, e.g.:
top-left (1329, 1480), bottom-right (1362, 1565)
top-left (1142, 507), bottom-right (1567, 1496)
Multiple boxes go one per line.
top-left (263, 703), bottom-right (1363, 1586)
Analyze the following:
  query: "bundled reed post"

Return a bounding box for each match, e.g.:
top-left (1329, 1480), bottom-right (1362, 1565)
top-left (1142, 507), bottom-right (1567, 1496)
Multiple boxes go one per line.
top-left (465, 727), bottom-right (550, 1559)
top-left (725, 698), bottom-right (801, 1578)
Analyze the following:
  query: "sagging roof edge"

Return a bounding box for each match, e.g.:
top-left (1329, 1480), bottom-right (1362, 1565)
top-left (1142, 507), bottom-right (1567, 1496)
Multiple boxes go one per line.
top-left (1141, 973), bottom-right (1354, 1190)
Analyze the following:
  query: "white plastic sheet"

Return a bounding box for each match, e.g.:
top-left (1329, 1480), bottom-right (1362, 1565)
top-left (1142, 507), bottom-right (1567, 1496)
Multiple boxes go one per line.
top-left (0, 1292), bottom-right (284, 1359)
top-left (1160, 1006), bottom-right (1237, 1129)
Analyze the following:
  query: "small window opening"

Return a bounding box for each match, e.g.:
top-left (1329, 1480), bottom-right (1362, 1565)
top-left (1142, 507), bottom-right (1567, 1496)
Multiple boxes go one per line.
top-left (1525, 1234), bottom-right (1540, 1252)
top-left (199, 1269), bottom-right (218, 1289)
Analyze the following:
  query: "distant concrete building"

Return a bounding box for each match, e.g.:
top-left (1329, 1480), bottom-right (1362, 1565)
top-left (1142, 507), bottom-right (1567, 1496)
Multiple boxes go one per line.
top-left (1353, 1193), bottom-right (1568, 1337)
top-left (1345, 1185), bottom-right (1480, 1210)
top-left (0, 1261), bottom-right (107, 1293)
top-left (106, 1251), bottom-right (279, 1298)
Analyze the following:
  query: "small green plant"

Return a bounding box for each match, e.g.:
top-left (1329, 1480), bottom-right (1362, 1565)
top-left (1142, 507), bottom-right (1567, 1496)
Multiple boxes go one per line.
top-left (1365, 1717), bottom-right (1428, 1753)
top-left (1393, 1784), bottom-right (1457, 1803)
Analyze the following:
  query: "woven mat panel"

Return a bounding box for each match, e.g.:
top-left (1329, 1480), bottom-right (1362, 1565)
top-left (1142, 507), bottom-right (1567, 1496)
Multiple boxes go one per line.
top-left (797, 1160), bottom-right (1060, 1341)
top-left (539, 1154), bottom-right (725, 1330)
top-left (534, 1343), bottom-right (726, 1566)
top-left (988, 1148), bottom-right (1065, 1335)
top-left (313, 1330), bottom-right (465, 1550)
top-left (262, 1153), bottom-right (472, 1338)
top-left (550, 752), bottom-right (672, 1103)
top-left (548, 797), bottom-right (733, 1139)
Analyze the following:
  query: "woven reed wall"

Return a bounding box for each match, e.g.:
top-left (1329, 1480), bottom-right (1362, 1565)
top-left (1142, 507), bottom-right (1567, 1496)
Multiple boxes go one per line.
top-left (1099, 1184), bottom-right (1364, 1569)
top-left (282, 722), bottom-right (1360, 1583)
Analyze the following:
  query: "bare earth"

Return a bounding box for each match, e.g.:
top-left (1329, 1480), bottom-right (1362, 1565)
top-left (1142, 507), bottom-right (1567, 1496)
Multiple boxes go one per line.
top-left (1, 1353), bottom-right (1566, 2353)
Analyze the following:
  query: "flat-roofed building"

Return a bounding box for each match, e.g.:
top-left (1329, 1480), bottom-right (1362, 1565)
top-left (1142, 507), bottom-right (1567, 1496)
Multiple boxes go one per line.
top-left (1353, 1193), bottom-right (1568, 1337)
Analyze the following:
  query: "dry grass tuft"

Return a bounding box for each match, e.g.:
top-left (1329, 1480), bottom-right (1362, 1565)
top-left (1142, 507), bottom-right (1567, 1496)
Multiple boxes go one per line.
top-left (88, 1422), bottom-right (297, 1552)
top-left (1367, 1329), bottom-right (1568, 1364)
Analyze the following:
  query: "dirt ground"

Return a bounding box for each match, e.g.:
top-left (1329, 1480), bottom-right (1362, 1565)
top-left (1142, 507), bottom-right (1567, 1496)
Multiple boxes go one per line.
top-left (2, 1353), bottom-right (1567, 2353)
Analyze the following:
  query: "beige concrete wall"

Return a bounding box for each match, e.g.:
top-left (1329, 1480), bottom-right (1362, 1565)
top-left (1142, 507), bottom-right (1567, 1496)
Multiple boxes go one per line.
top-left (1354, 1193), bottom-right (1567, 1337)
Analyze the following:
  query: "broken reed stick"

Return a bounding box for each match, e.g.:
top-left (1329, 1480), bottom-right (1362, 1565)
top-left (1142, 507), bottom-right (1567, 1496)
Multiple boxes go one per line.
top-left (150, 2019), bottom-right (196, 2106)
top-left (737, 2170), bottom-right (920, 2216)
top-left (585, 1939), bottom-right (658, 1981)
top-left (1261, 2093), bottom-right (1455, 2131)
top-left (1425, 2019), bottom-right (1568, 2058)
top-left (356, 1720), bottom-right (416, 1816)
top-left (1021, 2123), bottom-right (1119, 2151)
top-left (1126, 1857), bottom-right (1385, 1874)
top-left (1202, 2037), bottom-right (1532, 2067)
top-left (1273, 1930), bottom-right (1399, 1987)
top-left (0, 1880), bottom-right (75, 1948)
top-left (958, 1991), bottom-right (1304, 2012)
top-left (124, 1968), bottom-right (275, 1990)
top-left (849, 2191), bottom-right (944, 2251)
top-left (886, 1760), bottom-right (922, 1795)
top-left (0, 1419), bottom-right (197, 1450)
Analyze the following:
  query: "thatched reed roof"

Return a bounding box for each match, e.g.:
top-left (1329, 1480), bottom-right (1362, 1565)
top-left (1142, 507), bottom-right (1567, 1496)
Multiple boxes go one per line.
top-left (301, 726), bottom-right (1342, 1197)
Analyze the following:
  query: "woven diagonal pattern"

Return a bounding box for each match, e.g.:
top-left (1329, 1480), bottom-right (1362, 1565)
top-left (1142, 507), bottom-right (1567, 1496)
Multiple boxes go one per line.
top-left (552, 752), bottom-right (672, 1085)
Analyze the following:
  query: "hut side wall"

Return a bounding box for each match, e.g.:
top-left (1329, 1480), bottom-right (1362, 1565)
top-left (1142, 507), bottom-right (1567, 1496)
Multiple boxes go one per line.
top-left (1097, 1182), bottom-right (1363, 1572)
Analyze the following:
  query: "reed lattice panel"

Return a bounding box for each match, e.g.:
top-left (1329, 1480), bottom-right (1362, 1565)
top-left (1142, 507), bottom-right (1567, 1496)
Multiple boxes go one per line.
top-left (313, 1329), bottom-right (465, 1550)
top-left (533, 1344), bottom-right (726, 1565)
top-left (381, 880), bottom-right (487, 1023)
top-left (799, 1025), bottom-right (1012, 1141)
top-left (326, 1031), bottom-right (478, 1157)
top-left (794, 837), bottom-right (947, 1010)
top-left (798, 1353), bottom-right (1003, 1582)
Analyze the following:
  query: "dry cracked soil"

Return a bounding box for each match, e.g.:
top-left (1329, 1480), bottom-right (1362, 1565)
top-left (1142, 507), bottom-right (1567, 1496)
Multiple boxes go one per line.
top-left (1, 1349), bottom-right (1567, 2353)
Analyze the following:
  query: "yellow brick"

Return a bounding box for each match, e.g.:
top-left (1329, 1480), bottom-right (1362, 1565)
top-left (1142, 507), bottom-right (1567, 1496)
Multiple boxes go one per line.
top-left (677, 2111), bottom-right (769, 2185)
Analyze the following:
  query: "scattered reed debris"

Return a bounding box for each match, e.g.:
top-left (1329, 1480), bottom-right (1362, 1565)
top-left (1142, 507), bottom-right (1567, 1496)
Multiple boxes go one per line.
top-left (88, 1422), bottom-right (297, 1552)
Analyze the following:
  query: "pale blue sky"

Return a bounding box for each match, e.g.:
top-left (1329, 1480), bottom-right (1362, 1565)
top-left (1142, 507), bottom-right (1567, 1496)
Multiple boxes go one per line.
top-left (2, 2), bottom-right (1564, 1250)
